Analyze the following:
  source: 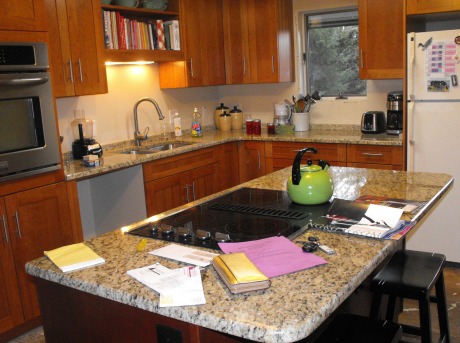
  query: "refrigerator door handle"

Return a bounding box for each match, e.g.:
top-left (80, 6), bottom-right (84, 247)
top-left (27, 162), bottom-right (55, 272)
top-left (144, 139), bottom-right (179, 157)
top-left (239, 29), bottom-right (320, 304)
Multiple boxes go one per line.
top-left (406, 32), bottom-right (416, 171)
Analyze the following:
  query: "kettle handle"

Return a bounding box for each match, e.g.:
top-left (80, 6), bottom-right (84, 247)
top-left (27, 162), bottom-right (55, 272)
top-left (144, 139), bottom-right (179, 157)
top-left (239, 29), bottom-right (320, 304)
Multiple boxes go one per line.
top-left (291, 147), bottom-right (318, 185)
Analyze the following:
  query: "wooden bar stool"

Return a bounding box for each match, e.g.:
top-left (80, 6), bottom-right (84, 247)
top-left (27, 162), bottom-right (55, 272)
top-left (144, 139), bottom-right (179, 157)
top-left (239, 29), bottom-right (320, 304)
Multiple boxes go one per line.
top-left (370, 250), bottom-right (450, 343)
top-left (314, 313), bottom-right (402, 343)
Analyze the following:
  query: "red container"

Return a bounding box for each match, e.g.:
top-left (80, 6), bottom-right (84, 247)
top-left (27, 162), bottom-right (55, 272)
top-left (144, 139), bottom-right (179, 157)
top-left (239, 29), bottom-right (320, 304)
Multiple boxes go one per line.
top-left (253, 119), bottom-right (261, 135)
top-left (245, 119), bottom-right (254, 134)
top-left (267, 122), bottom-right (275, 135)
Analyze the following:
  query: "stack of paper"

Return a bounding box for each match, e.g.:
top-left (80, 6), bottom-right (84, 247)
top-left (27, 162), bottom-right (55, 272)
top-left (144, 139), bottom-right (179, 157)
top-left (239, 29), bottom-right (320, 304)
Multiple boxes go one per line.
top-left (127, 263), bottom-right (205, 307)
top-left (44, 243), bottom-right (105, 273)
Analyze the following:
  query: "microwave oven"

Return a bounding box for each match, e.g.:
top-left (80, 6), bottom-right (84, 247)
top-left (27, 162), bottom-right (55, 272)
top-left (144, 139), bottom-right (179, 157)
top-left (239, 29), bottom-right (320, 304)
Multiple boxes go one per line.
top-left (0, 42), bottom-right (61, 182)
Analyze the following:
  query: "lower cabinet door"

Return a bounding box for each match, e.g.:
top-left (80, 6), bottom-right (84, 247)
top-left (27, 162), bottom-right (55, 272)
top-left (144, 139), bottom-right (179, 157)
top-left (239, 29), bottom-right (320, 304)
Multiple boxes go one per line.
top-left (0, 198), bottom-right (24, 334)
top-left (188, 164), bottom-right (218, 201)
top-left (145, 174), bottom-right (187, 217)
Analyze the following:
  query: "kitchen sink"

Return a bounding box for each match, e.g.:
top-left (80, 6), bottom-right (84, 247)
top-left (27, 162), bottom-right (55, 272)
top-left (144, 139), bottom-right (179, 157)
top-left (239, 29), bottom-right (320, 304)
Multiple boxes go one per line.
top-left (121, 142), bottom-right (195, 155)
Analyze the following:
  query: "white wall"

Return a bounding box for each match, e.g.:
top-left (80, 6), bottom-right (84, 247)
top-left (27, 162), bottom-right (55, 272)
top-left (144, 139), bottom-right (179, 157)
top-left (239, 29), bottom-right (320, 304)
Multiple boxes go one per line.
top-left (55, 0), bottom-right (402, 153)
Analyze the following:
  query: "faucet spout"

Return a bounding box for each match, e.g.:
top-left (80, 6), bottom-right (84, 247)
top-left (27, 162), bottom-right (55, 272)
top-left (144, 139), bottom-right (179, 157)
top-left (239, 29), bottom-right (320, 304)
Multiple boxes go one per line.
top-left (133, 97), bottom-right (165, 146)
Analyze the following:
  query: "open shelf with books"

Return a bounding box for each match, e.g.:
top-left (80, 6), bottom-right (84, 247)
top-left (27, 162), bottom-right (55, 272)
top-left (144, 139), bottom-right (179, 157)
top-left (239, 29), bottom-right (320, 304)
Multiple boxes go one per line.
top-left (101, 1), bottom-right (183, 62)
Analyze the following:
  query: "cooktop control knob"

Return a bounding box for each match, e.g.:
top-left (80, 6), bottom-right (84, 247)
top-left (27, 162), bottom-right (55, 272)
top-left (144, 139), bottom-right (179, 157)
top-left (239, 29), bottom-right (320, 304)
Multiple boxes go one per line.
top-left (215, 232), bottom-right (231, 243)
top-left (178, 227), bottom-right (192, 238)
top-left (149, 223), bottom-right (159, 235)
top-left (159, 224), bottom-right (175, 236)
top-left (196, 229), bottom-right (211, 241)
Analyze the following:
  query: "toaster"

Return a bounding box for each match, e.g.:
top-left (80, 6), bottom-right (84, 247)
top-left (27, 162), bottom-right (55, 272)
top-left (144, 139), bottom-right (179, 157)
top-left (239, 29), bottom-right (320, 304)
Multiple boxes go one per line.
top-left (361, 111), bottom-right (386, 134)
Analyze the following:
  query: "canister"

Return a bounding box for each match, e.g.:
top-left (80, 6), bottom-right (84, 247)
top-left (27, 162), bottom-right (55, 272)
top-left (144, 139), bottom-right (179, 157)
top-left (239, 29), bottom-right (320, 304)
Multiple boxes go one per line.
top-left (219, 112), bottom-right (232, 132)
top-left (230, 106), bottom-right (243, 130)
top-left (215, 103), bottom-right (229, 130)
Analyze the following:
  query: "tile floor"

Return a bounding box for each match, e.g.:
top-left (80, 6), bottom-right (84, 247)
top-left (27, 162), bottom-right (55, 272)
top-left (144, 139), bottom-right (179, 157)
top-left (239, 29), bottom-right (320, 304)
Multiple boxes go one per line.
top-left (7, 267), bottom-right (460, 343)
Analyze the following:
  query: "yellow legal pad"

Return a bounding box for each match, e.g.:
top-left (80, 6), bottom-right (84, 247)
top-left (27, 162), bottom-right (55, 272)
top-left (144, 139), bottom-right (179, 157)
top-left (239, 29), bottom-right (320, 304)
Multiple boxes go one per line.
top-left (44, 243), bottom-right (105, 273)
top-left (212, 253), bottom-right (270, 294)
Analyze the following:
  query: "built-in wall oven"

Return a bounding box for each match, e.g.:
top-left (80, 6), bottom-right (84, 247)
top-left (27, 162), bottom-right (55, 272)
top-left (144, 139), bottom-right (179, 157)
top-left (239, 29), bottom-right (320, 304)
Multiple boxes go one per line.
top-left (0, 42), bottom-right (61, 182)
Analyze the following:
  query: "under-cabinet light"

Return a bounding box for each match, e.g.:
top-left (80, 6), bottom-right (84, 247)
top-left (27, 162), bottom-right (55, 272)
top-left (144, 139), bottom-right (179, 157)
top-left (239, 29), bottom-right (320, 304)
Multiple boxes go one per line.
top-left (105, 61), bottom-right (155, 65)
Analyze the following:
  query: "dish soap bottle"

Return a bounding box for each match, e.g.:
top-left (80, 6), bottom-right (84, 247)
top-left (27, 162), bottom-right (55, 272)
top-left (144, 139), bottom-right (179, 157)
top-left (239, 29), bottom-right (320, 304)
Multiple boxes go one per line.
top-left (191, 107), bottom-right (203, 137)
top-left (174, 112), bottom-right (182, 137)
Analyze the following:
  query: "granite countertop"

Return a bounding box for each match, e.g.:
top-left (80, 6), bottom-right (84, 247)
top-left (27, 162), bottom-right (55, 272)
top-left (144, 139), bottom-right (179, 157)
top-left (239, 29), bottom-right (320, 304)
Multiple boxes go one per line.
top-left (64, 125), bottom-right (402, 180)
top-left (26, 167), bottom-right (452, 343)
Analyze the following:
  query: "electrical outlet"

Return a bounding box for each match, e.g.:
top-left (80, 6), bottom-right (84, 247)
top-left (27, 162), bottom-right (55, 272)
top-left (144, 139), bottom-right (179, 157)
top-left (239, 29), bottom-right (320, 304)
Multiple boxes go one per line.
top-left (201, 106), bottom-right (208, 118)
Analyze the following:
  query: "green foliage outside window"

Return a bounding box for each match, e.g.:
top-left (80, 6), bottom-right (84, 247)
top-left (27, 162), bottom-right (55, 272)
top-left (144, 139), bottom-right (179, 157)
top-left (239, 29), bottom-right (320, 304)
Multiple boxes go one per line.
top-left (306, 13), bottom-right (366, 97)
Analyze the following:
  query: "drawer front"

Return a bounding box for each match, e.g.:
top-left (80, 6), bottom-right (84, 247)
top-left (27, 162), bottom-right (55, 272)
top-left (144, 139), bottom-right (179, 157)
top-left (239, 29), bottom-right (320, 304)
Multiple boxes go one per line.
top-left (270, 142), bottom-right (347, 162)
top-left (347, 145), bottom-right (403, 165)
top-left (143, 147), bottom-right (217, 182)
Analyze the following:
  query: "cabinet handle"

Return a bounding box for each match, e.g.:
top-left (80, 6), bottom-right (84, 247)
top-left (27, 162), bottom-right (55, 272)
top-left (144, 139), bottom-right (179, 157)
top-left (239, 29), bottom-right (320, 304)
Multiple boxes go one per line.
top-left (191, 182), bottom-right (196, 201)
top-left (77, 58), bottom-right (83, 82)
top-left (190, 58), bottom-right (194, 78)
top-left (243, 58), bottom-right (247, 75)
top-left (257, 151), bottom-right (261, 171)
top-left (271, 55), bottom-right (275, 74)
top-left (185, 184), bottom-right (190, 202)
top-left (362, 152), bottom-right (383, 157)
top-left (360, 49), bottom-right (364, 69)
top-left (67, 59), bottom-right (74, 83)
top-left (1, 215), bottom-right (8, 244)
top-left (13, 211), bottom-right (22, 239)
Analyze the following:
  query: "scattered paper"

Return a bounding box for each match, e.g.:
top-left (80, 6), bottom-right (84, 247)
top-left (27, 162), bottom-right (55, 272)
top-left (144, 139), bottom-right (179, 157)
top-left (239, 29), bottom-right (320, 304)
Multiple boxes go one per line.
top-left (149, 244), bottom-right (219, 267)
top-left (127, 263), bottom-right (205, 307)
top-left (218, 236), bottom-right (327, 278)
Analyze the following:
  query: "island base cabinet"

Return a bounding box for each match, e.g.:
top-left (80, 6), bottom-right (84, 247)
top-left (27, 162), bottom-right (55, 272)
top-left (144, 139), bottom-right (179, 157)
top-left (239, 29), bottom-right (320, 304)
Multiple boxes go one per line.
top-left (34, 278), bottom-right (246, 343)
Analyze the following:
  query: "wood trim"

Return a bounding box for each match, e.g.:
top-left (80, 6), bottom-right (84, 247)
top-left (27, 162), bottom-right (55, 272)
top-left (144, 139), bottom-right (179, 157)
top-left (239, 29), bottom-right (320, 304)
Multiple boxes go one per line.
top-left (66, 180), bottom-right (84, 243)
top-left (0, 170), bottom-right (64, 198)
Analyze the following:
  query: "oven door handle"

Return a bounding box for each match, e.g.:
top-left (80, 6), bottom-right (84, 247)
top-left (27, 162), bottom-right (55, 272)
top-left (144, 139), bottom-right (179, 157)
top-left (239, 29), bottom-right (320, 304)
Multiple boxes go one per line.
top-left (0, 76), bottom-right (49, 87)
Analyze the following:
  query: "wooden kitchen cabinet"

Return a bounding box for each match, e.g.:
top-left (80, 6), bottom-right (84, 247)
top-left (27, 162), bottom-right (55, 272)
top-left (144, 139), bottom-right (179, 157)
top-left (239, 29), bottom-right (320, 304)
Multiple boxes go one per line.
top-left (143, 147), bottom-right (219, 216)
top-left (358, 0), bottom-right (404, 79)
top-left (222, 0), bottom-right (294, 84)
top-left (265, 142), bottom-right (347, 173)
top-left (44, 0), bottom-right (108, 97)
top-left (216, 143), bottom-right (240, 191)
top-left (238, 141), bottom-right (266, 183)
top-left (407, 0), bottom-right (460, 14)
top-left (0, 0), bottom-right (47, 32)
top-left (347, 144), bottom-right (403, 170)
top-left (0, 181), bottom-right (81, 338)
top-left (158, 0), bottom-right (225, 88)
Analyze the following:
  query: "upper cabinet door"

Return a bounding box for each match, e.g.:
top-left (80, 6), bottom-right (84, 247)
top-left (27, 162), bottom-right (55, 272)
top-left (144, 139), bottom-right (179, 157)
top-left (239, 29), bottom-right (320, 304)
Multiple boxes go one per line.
top-left (0, 0), bottom-right (47, 31)
top-left (222, 0), bottom-right (294, 85)
top-left (407, 0), bottom-right (460, 14)
top-left (45, 0), bottom-right (108, 97)
top-left (159, 0), bottom-right (225, 88)
top-left (358, 0), bottom-right (404, 79)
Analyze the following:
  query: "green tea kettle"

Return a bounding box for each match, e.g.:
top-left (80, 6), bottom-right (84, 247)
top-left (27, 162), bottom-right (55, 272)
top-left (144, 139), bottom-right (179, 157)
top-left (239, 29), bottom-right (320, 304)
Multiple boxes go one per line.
top-left (287, 147), bottom-right (334, 205)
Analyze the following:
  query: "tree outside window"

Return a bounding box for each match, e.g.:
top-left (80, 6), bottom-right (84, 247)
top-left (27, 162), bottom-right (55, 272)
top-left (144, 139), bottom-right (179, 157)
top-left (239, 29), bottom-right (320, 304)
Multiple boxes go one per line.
top-left (306, 11), bottom-right (366, 97)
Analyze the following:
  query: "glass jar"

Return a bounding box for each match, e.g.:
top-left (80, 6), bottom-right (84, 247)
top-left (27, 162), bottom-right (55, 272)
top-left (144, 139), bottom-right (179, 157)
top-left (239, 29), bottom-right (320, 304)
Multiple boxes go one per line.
top-left (267, 122), bottom-right (275, 135)
top-left (253, 119), bottom-right (261, 135)
top-left (245, 119), bottom-right (254, 135)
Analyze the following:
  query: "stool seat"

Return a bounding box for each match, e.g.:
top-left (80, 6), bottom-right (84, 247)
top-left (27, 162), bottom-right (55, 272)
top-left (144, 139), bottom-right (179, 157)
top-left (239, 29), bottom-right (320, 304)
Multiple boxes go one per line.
top-left (314, 313), bottom-right (402, 343)
top-left (371, 250), bottom-right (446, 299)
top-left (370, 250), bottom-right (450, 343)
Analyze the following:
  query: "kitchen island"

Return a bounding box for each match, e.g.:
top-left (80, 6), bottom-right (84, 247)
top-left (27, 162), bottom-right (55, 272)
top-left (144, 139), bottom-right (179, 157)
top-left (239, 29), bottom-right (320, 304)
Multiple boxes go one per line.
top-left (26, 167), bottom-right (452, 343)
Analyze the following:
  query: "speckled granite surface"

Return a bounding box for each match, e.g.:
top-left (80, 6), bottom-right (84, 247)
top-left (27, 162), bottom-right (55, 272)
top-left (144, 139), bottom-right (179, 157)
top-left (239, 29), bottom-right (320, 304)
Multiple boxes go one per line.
top-left (64, 126), bottom-right (402, 180)
top-left (26, 167), bottom-right (452, 342)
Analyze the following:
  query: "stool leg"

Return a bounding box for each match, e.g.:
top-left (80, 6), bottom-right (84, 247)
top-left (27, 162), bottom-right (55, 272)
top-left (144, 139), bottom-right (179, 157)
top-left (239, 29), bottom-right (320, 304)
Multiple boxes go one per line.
top-left (435, 272), bottom-right (450, 343)
top-left (370, 292), bottom-right (382, 318)
top-left (419, 297), bottom-right (433, 343)
top-left (386, 295), bottom-right (397, 321)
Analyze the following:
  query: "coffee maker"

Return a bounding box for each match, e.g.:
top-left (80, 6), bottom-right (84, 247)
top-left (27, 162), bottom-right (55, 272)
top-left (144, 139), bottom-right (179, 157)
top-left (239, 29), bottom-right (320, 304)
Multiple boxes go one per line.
top-left (386, 91), bottom-right (403, 135)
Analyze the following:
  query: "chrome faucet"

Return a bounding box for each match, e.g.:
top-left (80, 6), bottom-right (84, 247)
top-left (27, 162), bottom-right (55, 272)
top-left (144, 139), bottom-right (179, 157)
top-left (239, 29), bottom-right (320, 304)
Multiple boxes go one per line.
top-left (133, 97), bottom-right (165, 146)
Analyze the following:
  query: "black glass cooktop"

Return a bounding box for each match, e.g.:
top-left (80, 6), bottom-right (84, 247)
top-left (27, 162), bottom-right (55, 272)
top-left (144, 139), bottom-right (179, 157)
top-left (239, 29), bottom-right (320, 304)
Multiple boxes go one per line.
top-left (128, 188), bottom-right (331, 250)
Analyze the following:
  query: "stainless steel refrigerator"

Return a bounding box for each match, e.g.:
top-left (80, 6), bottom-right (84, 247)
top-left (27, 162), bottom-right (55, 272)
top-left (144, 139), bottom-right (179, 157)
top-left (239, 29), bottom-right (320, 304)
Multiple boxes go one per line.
top-left (407, 29), bottom-right (460, 263)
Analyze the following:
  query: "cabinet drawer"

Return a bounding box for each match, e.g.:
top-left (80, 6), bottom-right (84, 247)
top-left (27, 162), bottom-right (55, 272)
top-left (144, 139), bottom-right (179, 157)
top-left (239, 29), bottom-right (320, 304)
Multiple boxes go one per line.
top-left (270, 142), bottom-right (346, 161)
top-left (143, 147), bottom-right (217, 182)
top-left (347, 145), bottom-right (403, 165)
